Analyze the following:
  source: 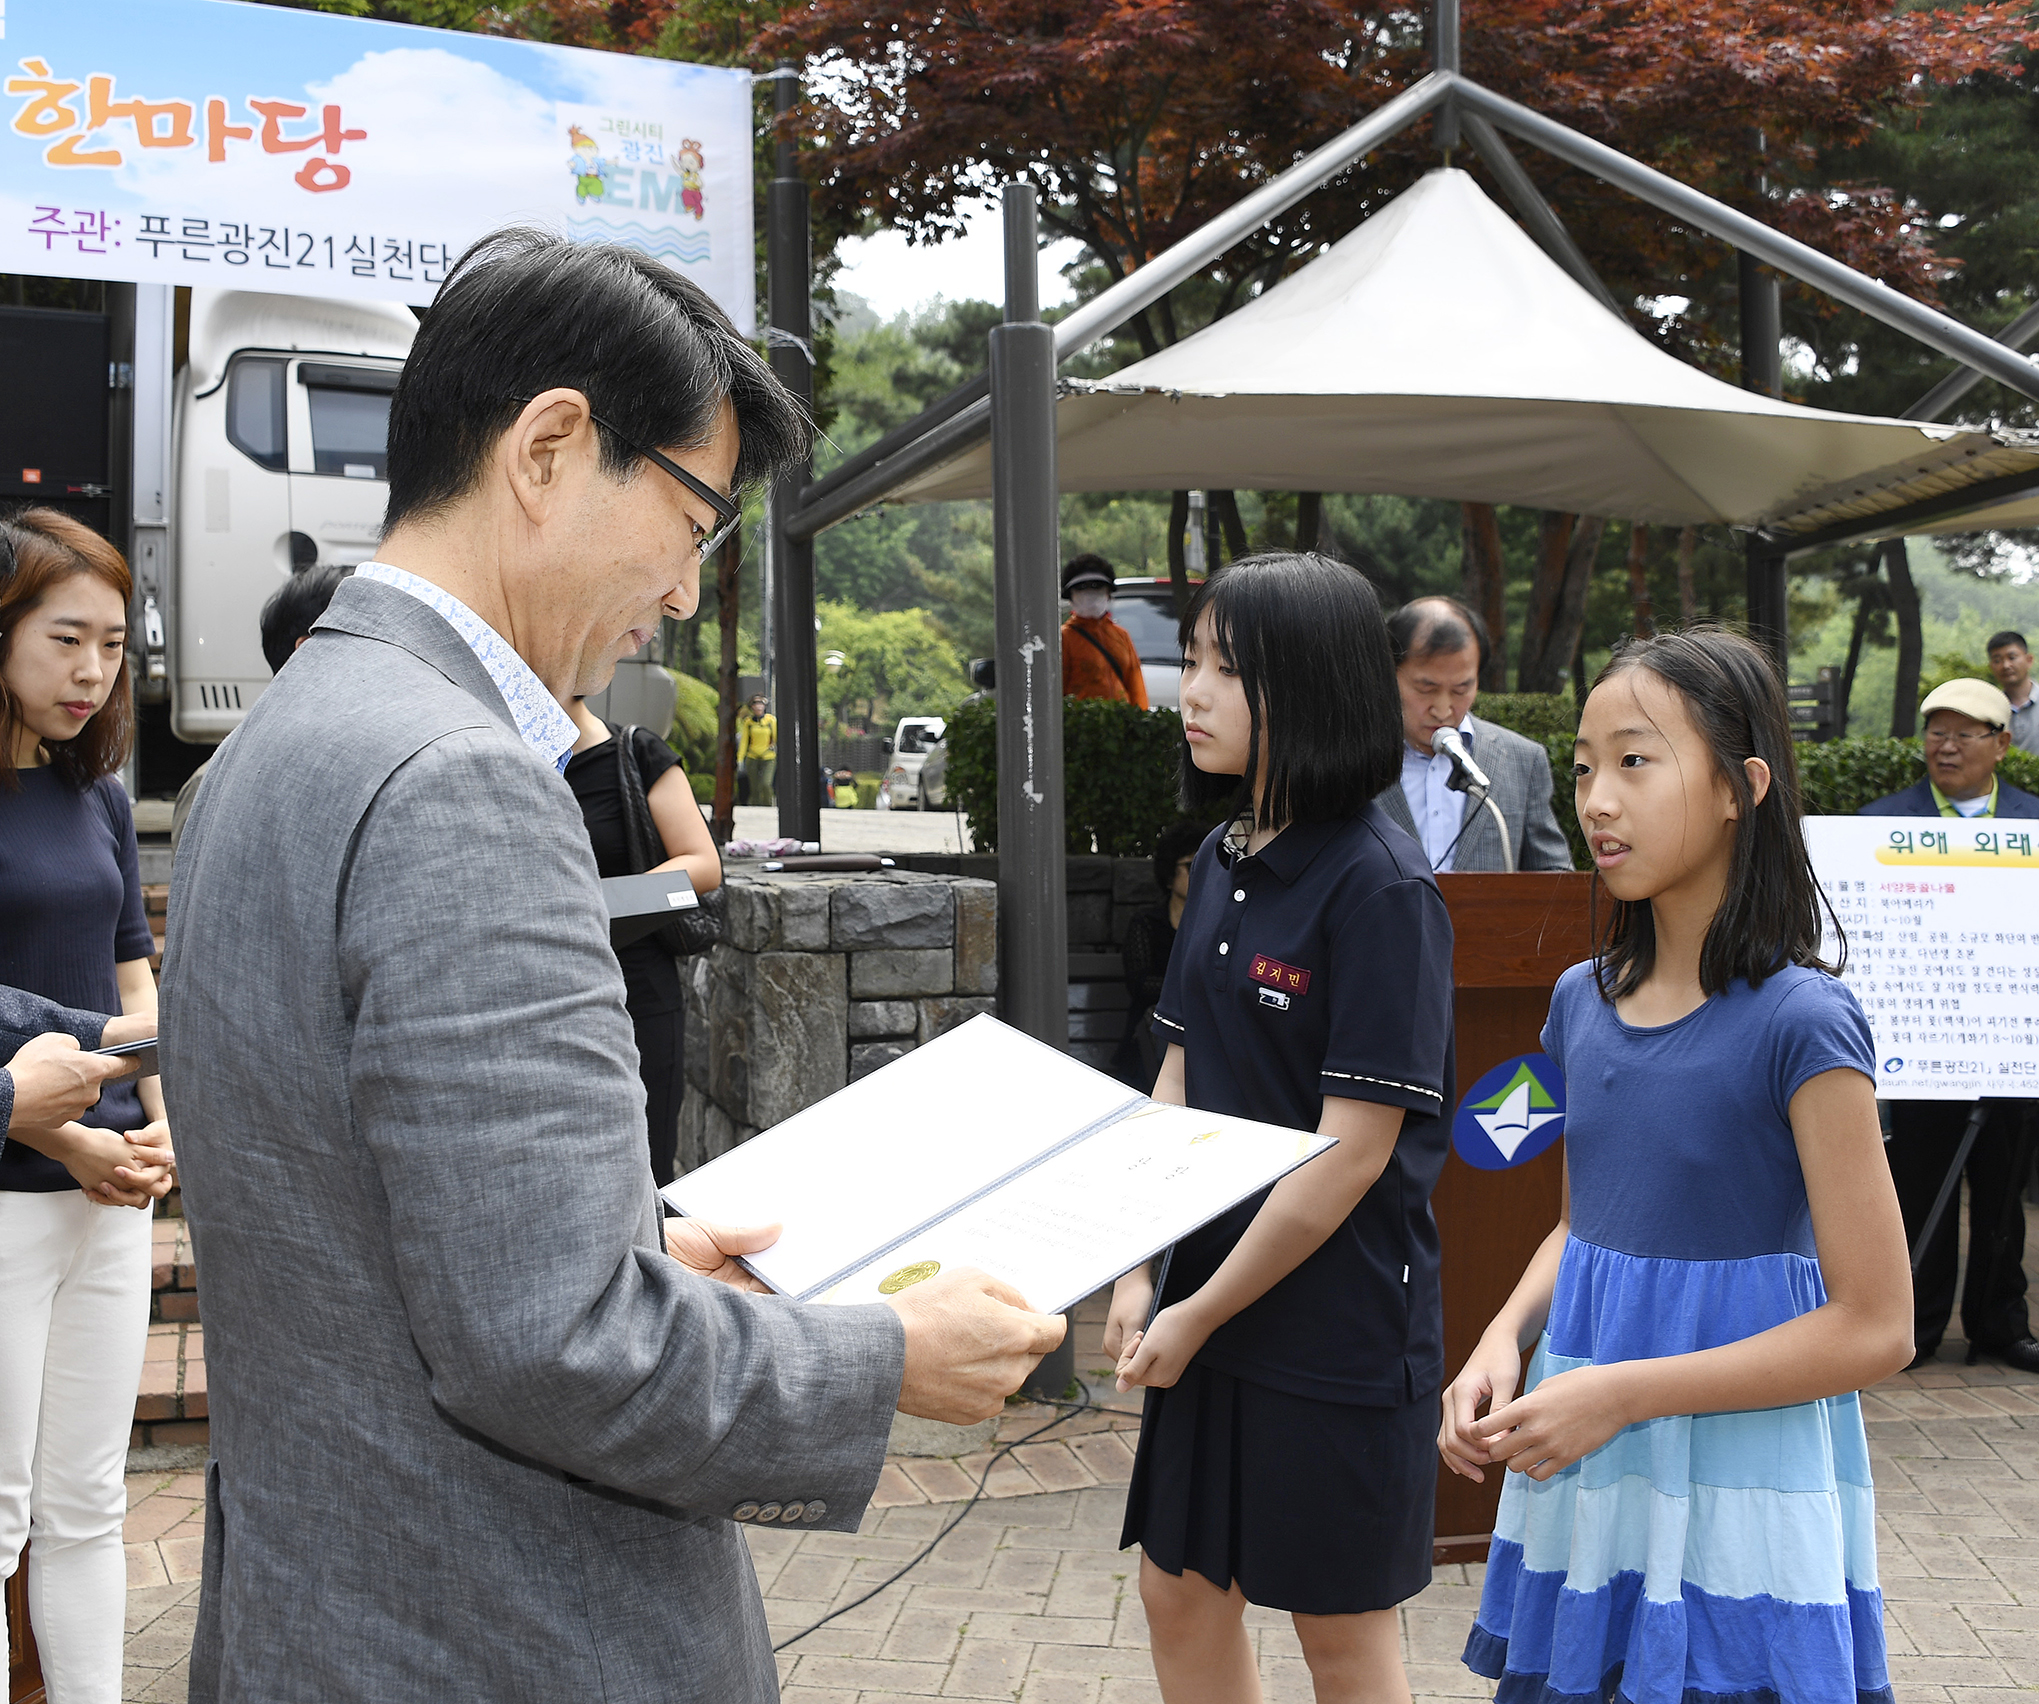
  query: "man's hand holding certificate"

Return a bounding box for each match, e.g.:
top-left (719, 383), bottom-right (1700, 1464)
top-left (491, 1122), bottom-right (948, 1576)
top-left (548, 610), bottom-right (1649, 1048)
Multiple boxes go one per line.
top-left (661, 1016), bottom-right (1334, 1340)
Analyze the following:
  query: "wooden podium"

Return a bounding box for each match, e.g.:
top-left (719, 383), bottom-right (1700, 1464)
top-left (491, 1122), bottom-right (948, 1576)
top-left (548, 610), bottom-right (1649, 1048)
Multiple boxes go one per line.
top-left (1430, 872), bottom-right (1594, 1561)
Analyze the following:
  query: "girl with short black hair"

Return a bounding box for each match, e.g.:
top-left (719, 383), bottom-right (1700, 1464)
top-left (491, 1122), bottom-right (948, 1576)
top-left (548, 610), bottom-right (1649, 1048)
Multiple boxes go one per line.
top-left (1441, 626), bottom-right (1910, 1704)
top-left (1108, 551), bottom-right (1455, 1704)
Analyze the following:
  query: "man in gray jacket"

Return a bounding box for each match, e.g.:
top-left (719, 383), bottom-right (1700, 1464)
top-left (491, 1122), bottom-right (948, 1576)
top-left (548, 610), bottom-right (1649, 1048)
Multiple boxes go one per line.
top-left (1377, 596), bottom-right (1574, 872)
top-left (162, 230), bottom-right (1062, 1703)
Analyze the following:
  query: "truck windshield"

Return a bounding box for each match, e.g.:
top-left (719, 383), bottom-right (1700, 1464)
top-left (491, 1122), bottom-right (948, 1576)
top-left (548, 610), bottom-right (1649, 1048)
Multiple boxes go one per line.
top-left (225, 358), bottom-right (288, 472)
top-left (306, 385), bottom-right (390, 480)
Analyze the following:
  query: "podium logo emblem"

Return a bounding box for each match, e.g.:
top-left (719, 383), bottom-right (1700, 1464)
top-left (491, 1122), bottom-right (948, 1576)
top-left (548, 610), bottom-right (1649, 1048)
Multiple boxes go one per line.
top-left (1452, 1054), bottom-right (1565, 1171)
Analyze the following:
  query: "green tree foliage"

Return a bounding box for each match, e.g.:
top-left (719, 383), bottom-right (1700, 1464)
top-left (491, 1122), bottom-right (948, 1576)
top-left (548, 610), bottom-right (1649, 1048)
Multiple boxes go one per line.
top-left (814, 599), bottom-right (968, 731)
top-left (666, 667), bottom-right (720, 771)
top-left (946, 696), bottom-right (1201, 856)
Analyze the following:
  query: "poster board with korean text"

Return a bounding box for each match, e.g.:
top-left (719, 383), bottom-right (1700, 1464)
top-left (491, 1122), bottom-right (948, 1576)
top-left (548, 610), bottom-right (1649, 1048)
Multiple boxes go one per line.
top-left (1, 0), bottom-right (754, 328)
top-left (1806, 816), bottom-right (2039, 1101)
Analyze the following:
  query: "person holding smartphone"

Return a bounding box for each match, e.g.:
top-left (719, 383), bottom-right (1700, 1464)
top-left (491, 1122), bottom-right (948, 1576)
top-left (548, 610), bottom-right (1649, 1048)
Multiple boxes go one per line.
top-left (0, 508), bottom-right (176, 1704)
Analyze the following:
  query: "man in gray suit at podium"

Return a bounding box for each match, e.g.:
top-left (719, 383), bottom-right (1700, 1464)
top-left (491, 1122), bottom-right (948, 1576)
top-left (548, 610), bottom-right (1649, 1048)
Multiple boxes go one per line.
top-left (1376, 596), bottom-right (1573, 873)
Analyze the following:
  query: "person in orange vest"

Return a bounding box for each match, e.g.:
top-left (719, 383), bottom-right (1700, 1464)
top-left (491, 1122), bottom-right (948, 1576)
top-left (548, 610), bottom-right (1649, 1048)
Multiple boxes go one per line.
top-left (1061, 555), bottom-right (1150, 708)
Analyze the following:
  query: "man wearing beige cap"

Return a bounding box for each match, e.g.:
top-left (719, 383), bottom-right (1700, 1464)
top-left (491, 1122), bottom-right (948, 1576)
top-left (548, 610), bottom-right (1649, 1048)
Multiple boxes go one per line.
top-left (1864, 675), bottom-right (2039, 1371)
top-left (1863, 677), bottom-right (2038, 822)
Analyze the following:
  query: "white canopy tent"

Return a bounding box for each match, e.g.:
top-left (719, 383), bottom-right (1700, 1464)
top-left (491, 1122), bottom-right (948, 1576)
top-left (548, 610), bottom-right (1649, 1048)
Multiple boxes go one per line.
top-left (889, 169), bottom-right (2039, 545)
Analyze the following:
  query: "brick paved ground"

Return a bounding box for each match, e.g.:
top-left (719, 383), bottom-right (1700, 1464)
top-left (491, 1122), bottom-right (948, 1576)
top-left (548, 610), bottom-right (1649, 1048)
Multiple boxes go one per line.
top-left (118, 1259), bottom-right (2039, 1702)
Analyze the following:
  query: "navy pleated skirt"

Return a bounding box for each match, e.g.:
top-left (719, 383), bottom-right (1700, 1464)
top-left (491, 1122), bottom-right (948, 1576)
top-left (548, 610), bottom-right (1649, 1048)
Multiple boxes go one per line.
top-left (1120, 1360), bottom-right (1436, 1616)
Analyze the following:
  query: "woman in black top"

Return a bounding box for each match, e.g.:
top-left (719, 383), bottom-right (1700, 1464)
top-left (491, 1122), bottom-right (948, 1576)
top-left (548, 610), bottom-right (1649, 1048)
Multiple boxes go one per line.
top-left (0, 509), bottom-right (176, 1698)
top-left (564, 696), bottom-right (720, 1185)
top-left (1106, 554), bottom-right (1454, 1704)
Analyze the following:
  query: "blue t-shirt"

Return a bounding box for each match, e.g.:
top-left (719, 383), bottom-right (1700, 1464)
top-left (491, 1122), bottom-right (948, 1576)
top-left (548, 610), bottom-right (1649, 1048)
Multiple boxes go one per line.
top-left (0, 767), bottom-right (154, 1191)
top-left (1152, 804), bottom-right (1455, 1405)
top-left (1545, 960), bottom-right (1875, 1264)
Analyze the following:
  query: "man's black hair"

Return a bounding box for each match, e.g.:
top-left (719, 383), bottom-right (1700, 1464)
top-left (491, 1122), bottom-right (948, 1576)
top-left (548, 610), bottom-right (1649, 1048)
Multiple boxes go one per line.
top-left (1177, 552), bottom-right (1403, 831)
top-left (1987, 630), bottom-right (2029, 655)
top-left (260, 564), bottom-right (352, 674)
top-left (1387, 594), bottom-right (1490, 672)
top-left (384, 228), bottom-right (810, 532)
top-left (1151, 818), bottom-right (1211, 895)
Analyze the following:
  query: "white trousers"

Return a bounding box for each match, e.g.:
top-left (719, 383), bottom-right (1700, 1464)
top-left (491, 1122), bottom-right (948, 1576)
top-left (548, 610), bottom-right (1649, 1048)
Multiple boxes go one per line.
top-left (0, 1189), bottom-right (152, 1704)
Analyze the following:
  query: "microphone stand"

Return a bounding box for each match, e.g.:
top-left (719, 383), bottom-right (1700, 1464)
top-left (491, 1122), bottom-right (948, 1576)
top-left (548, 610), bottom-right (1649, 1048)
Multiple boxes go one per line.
top-left (1436, 768), bottom-right (1515, 873)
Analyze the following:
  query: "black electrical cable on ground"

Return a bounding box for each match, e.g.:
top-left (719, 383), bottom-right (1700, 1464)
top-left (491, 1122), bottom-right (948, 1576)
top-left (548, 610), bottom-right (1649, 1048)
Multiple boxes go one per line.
top-left (772, 1395), bottom-right (1120, 1652)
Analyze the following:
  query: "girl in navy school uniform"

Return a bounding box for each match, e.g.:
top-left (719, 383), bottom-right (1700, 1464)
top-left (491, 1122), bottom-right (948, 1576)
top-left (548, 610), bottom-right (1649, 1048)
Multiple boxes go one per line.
top-left (1105, 553), bottom-right (1456, 1704)
top-left (1440, 627), bottom-right (1913, 1704)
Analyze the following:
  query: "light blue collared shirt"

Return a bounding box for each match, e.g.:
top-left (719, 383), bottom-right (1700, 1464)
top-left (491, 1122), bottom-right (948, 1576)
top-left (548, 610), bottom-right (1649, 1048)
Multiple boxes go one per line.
top-left (353, 561), bottom-right (577, 775)
top-left (1399, 713), bottom-right (1474, 871)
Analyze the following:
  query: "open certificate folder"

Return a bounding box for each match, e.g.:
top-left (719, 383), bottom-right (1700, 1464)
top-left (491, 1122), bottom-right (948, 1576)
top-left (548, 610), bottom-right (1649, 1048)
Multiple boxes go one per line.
top-left (659, 1014), bottom-right (1333, 1315)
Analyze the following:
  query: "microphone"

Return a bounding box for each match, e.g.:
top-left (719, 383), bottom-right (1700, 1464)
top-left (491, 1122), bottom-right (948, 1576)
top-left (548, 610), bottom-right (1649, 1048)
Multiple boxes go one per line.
top-left (1430, 726), bottom-right (1492, 795)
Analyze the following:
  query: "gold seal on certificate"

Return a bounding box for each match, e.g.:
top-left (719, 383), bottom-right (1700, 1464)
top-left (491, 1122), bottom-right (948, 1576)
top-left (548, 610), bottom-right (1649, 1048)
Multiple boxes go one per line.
top-left (878, 1261), bottom-right (941, 1294)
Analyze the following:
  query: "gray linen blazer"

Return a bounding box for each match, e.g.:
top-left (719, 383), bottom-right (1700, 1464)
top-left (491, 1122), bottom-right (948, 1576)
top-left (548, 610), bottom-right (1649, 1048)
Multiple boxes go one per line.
top-left (1375, 714), bottom-right (1574, 873)
top-left (0, 984), bottom-right (105, 1149)
top-left (161, 577), bottom-right (905, 1703)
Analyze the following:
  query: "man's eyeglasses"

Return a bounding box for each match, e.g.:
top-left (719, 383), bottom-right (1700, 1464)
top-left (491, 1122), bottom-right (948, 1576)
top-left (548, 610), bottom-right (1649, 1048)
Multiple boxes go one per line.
top-left (587, 412), bottom-right (742, 564)
top-left (510, 399), bottom-right (742, 564)
top-left (1923, 728), bottom-right (2001, 748)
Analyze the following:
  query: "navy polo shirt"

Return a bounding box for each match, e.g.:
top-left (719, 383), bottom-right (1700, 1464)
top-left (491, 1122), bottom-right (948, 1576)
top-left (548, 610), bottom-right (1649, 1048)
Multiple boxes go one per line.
top-left (1152, 801), bottom-right (1454, 1405)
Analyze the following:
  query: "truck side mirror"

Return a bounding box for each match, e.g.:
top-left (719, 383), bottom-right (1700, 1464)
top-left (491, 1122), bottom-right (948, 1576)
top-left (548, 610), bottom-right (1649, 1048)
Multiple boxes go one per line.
top-left (970, 658), bottom-right (996, 690)
top-left (881, 738), bottom-right (893, 754)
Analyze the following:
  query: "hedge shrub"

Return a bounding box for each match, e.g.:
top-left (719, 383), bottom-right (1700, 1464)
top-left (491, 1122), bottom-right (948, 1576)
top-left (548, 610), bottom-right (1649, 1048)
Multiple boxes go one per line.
top-left (951, 690), bottom-right (2039, 869)
top-left (1519, 734), bottom-right (2039, 874)
top-left (1798, 737), bottom-right (2039, 816)
top-left (1474, 693), bottom-right (1577, 749)
top-left (949, 695), bottom-right (1196, 855)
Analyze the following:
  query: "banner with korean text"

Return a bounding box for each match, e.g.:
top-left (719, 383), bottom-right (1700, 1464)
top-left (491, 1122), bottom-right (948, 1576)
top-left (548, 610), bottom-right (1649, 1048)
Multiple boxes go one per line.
top-left (1806, 816), bottom-right (2039, 1101)
top-left (1, 0), bottom-right (755, 329)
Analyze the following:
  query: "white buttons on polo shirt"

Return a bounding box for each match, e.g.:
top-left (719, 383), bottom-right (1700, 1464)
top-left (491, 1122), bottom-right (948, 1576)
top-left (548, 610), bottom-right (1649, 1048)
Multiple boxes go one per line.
top-left (1233, 889), bottom-right (1246, 902)
top-left (1218, 942), bottom-right (1230, 955)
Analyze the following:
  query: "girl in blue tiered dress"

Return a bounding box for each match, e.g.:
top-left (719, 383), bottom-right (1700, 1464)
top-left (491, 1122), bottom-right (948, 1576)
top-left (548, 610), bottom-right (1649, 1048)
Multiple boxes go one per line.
top-left (1439, 626), bottom-right (1914, 1704)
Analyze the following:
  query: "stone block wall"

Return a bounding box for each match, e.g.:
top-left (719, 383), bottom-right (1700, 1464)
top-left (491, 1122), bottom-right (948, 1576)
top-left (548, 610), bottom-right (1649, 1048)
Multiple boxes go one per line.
top-left (678, 869), bottom-right (996, 1173)
top-left (892, 853), bottom-right (1170, 1072)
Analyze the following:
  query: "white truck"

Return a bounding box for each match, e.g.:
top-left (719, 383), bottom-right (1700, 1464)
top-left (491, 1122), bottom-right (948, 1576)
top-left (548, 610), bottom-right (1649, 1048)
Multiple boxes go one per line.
top-left (89, 284), bottom-right (668, 782)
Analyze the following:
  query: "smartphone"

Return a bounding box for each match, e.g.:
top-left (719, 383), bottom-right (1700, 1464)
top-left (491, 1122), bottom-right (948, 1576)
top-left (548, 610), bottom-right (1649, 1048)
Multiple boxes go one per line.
top-left (90, 1038), bottom-right (159, 1077)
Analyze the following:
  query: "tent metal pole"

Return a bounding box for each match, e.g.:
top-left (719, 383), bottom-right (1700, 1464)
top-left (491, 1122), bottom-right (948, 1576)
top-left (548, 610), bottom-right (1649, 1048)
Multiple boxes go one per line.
top-left (1902, 301), bottom-right (2039, 423)
top-left (803, 373), bottom-right (988, 508)
top-left (1769, 465), bottom-right (2039, 557)
top-left (767, 62), bottom-right (822, 840)
top-left (1432, 0), bottom-right (1461, 151)
top-left (1460, 112), bottom-right (1622, 317)
top-left (1739, 252), bottom-right (1789, 664)
top-left (1454, 78), bottom-right (2039, 407)
top-left (989, 183), bottom-right (1069, 1049)
top-left (783, 73), bottom-right (1454, 540)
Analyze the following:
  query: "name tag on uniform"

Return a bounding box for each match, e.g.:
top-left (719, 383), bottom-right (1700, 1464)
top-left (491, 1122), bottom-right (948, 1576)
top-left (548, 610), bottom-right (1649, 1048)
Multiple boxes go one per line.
top-left (1247, 954), bottom-right (1310, 996)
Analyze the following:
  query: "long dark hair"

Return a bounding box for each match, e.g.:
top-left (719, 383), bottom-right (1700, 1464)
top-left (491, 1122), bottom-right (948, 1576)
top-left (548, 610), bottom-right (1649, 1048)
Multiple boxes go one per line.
top-left (1177, 552), bottom-right (1403, 831)
top-left (0, 506), bottom-right (135, 791)
top-left (1588, 624), bottom-right (1838, 1001)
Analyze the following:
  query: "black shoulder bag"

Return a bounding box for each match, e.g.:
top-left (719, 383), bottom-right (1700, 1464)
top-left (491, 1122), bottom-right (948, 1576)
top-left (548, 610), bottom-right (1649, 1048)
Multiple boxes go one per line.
top-left (614, 723), bottom-right (725, 957)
